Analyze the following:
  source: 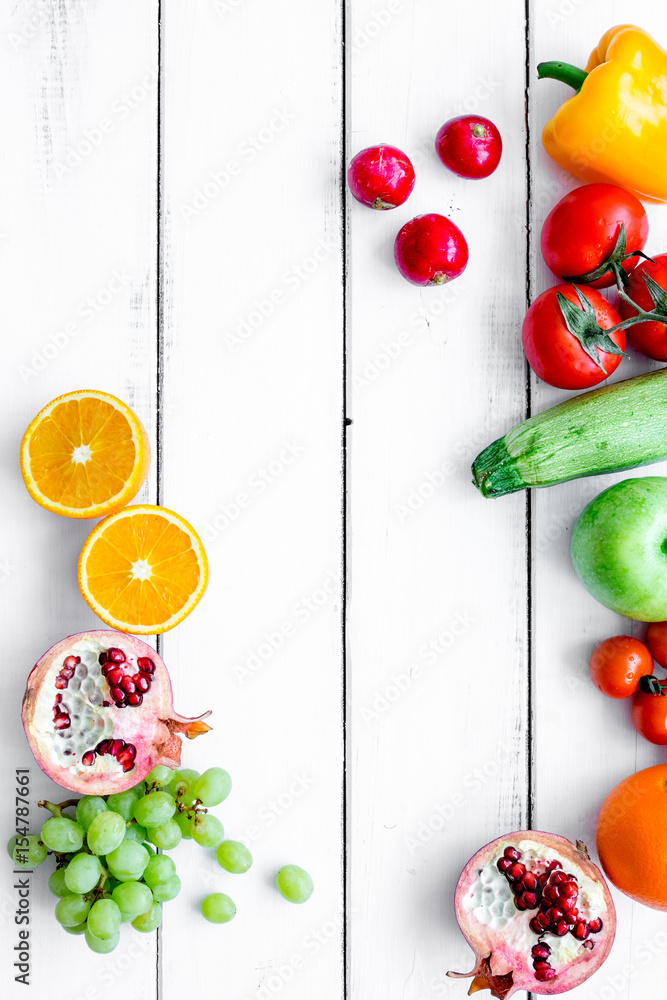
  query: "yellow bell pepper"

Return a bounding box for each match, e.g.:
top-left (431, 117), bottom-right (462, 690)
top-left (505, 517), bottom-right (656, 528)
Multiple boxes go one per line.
top-left (539, 25), bottom-right (667, 202)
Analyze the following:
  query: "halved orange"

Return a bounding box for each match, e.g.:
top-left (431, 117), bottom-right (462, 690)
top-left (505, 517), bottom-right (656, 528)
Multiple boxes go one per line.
top-left (20, 390), bottom-right (150, 519)
top-left (78, 504), bottom-right (209, 634)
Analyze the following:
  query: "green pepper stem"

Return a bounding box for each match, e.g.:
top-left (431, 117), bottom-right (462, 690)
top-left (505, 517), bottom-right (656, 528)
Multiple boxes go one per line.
top-left (537, 60), bottom-right (588, 93)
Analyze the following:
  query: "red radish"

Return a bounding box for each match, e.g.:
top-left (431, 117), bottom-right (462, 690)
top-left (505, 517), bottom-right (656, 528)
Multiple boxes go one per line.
top-left (347, 145), bottom-right (415, 210)
top-left (394, 213), bottom-right (468, 286)
top-left (448, 831), bottom-right (615, 997)
top-left (435, 115), bottom-right (502, 179)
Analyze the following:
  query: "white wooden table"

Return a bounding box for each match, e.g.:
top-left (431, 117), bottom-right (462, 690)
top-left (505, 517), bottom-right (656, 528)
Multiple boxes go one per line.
top-left (2, 1), bottom-right (667, 997)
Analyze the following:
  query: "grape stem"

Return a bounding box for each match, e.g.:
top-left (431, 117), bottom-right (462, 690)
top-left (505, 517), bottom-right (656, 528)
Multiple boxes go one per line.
top-left (37, 798), bottom-right (79, 818)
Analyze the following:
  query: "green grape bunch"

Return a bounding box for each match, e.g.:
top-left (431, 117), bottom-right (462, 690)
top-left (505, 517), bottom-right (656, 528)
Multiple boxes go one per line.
top-left (7, 761), bottom-right (313, 953)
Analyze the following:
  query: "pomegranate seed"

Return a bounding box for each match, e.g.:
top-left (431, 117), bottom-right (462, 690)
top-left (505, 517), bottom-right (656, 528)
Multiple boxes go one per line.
top-left (588, 918), bottom-right (603, 934)
top-left (535, 969), bottom-right (557, 983)
top-left (572, 921), bottom-right (590, 940)
top-left (54, 716), bottom-right (70, 730)
top-left (116, 749), bottom-right (133, 766)
top-left (506, 863), bottom-right (525, 882)
top-left (107, 648), bottom-right (126, 663)
top-left (55, 694), bottom-right (62, 704)
top-left (109, 739), bottom-right (125, 756)
top-left (125, 743), bottom-right (137, 759)
top-left (537, 874), bottom-right (549, 889)
top-left (533, 960), bottom-right (551, 971)
top-left (522, 872), bottom-right (537, 891)
top-left (547, 860), bottom-right (563, 872)
top-left (97, 739), bottom-right (110, 754)
top-left (583, 940), bottom-right (595, 951)
top-left (106, 667), bottom-right (123, 686)
top-left (529, 917), bottom-right (543, 934)
top-left (533, 913), bottom-right (549, 931)
top-left (99, 652), bottom-right (108, 664)
top-left (111, 686), bottom-right (126, 703)
top-left (546, 907), bottom-right (563, 923)
top-left (63, 656), bottom-right (79, 668)
top-left (82, 751), bottom-right (96, 766)
top-left (543, 885), bottom-right (560, 903)
top-left (503, 847), bottom-right (522, 861)
top-left (122, 760), bottom-right (135, 772)
top-left (55, 676), bottom-right (67, 689)
top-left (522, 892), bottom-right (537, 909)
top-left (532, 944), bottom-right (551, 959)
top-left (511, 881), bottom-right (525, 895)
top-left (559, 881), bottom-right (578, 899)
top-left (497, 857), bottom-right (512, 874)
top-left (135, 674), bottom-right (150, 693)
top-left (120, 677), bottom-right (136, 695)
top-left (61, 666), bottom-right (75, 679)
top-left (102, 700), bottom-right (111, 707)
top-left (514, 896), bottom-right (527, 911)
top-left (551, 871), bottom-right (568, 884)
top-left (127, 692), bottom-right (143, 706)
top-left (554, 920), bottom-right (569, 936)
top-left (137, 656), bottom-right (155, 674)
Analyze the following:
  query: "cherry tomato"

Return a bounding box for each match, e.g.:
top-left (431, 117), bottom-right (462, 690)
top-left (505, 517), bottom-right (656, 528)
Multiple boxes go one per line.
top-left (347, 145), bottom-right (415, 210)
top-left (541, 184), bottom-right (648, 289)
top-left (632, 690), bottom-right (667, 745)
top-left (646, 621), bottom-right (667, 668)
top-left (619, 255), bottom-right (667, 361)
top-left (522, 284), bottom-right (624, 390)
top-left (589, 636), bottom-right (653, 699)
top-left (435, 116), bottom-right (502, 179)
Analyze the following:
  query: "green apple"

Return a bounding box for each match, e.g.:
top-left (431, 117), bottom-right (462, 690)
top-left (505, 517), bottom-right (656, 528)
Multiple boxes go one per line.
top-left (572, 477), bottom-right (667, 621)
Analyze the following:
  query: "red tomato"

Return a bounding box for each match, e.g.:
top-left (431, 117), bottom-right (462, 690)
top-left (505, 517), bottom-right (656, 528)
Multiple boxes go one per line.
top-left (435, 116), bottom-right (502, 179)
top-left (619, 255), bottom-right (667, 361)
top-left (646, 621), bottom-right (667, 668)
top-left (589, 636), bottom-right (653, 699)
top-left (522, 284), bottom-right (624, 390)
top-left (632, 690), bottom-right (667, 745)
top-left (541, 184), bottom-right (648, 289)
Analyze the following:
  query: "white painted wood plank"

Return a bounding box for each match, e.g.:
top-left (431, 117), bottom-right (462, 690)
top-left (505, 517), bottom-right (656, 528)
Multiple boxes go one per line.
top-left (347, 1), bottom-right (530, 996)
top-left (0, 2), bottom-right (159, 997)
top-left (159, 2), bottom-right (344, 998)
top-left (530, 4), bottom-right (667, 998)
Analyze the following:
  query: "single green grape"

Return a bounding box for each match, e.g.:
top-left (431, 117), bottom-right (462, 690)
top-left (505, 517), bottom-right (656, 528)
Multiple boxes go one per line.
top-left (275, 865), bottom-right (314, 904)
top-left (40, 817), bottom-right (84, 853)
top-left (112, 880), bottom-right (153, 920)
top-left (152, 875), bottom-right (181, 903)
top-left (64, 853), bottom-right (102, 893)
top-left (86, 811), bottom-right (126, 856)
top-left (48, 868), bottom-right (71, 898)
top-left (146, 765), bottom-right (173, 787)
top-left (105, 841), bottom-right (149, 882)
top-left (174, 810), bottom-right (193, 839)
top-left (123, 822), bottom-right (148, 845)
top-left (192, 767), bottom-right (232, 807)
top-left (216, 840), bottom-right (253, 874)
top-left (87, 898), bottom-right (122, 940)
top-left (142, 854), bottom-right (176, 889)
top-left (130, 780), bottom-right (147, 797)
top-left (132, 791), bottom-right (176, 828)
top-left (85, 926), bottom-right (120, 953)
top-left (132, 901), bottom-right (162, 932)
top-left (191, 814), bottom-right (224, 848)
top-left (201, 893), bottom-right (236, 923)
top-left (170, 768), bottom-right (200, 804)
top-left (106, 789), bottom-right (139, 821)
top-left (63, 922), bottom-right (87, 935)
top-left (146, 819), bottom-right (182, 850)
top-left (8, 835), bottom-right (48, 868)
top-left (55, 894), bottom-right (92, 927)
top-left (76, 796), bottom-right (107, 831)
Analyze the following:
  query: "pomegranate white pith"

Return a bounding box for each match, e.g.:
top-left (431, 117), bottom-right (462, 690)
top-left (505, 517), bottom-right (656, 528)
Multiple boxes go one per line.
top-left (23, 631), bottom-right (211, 795)
top-left (448, 831), bottom-right (615, 998)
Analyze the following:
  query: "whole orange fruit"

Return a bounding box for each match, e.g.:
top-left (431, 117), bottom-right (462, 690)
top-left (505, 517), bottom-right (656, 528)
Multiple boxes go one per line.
top-left (596, 764), bottom-right (667, 910)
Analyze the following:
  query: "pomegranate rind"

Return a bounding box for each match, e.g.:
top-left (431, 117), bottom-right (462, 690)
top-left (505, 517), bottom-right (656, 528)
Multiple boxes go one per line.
top-left (77, 505), bottom-right (209, 635)
top-left (597, 763), bottom-right (667, 910)
top-left (22, 630), bottom-right (211, 795)
top-left (449, 830), bottom-right (615, 998)
top-left (20, 389), bottom-right (150, 520)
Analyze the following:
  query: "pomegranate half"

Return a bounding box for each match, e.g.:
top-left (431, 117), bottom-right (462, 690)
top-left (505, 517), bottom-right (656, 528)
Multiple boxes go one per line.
top-left (448, 831), bottom-right (615, 997)
top-left (22, 630), bottom-right (211, 795)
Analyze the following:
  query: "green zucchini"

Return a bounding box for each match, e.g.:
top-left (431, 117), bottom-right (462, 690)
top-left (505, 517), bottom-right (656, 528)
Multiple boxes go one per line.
top-left (472, 367), bottom-right (667, 498)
